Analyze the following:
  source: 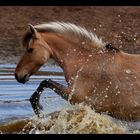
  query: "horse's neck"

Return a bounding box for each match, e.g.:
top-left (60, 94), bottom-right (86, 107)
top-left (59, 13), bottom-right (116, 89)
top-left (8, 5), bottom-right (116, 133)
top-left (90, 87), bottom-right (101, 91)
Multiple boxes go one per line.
top-left (43, 33), bottom-right (89, 81)
top-left (43, 33), bottom-right (80, 64)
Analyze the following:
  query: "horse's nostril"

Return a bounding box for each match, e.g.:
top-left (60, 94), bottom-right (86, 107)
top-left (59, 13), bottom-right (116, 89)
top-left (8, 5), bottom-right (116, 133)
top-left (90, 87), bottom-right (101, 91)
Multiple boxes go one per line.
top-left (15, 73), bottom-right (29, 84)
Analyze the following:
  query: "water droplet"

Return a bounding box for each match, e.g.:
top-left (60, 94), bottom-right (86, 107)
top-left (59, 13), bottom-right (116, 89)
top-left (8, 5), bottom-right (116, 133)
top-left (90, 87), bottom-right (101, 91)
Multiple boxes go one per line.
top-left (125, 69), bottom-right (131, 74)
top-left (118, 14), bottom-right (121, 17)
top-left (99, 24), bottom-right (102, 27)
top-left (115, 85), bottom-right (119, 89)
top-left (97, 50), bottom-right (104, 54)
top-left (117, 91), bottom-right (120, 94)
top-left (105, 88), bottom-right (109, 91)
top-left (81, 41), bottom-right (85, 45)
top-left (105, 95), bottom-right (108, 98)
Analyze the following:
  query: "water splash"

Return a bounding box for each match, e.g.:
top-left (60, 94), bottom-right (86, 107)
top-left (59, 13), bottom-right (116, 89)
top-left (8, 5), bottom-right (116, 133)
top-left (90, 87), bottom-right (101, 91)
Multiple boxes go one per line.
top-left (68, 66), bottom-right (84, 101)
top-left (1, 103), bottom-right (140, 134)
top-left (21, 104), bottom-right (127, 134)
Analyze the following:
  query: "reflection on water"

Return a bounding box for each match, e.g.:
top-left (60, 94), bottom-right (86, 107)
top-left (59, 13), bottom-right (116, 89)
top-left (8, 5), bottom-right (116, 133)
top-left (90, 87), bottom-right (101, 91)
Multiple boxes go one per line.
top-left (0, 64), bottom-right (140, 134)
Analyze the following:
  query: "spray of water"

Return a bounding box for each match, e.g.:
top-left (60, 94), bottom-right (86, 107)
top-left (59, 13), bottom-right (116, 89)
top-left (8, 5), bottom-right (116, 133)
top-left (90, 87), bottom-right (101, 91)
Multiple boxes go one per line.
top-left (21, 66), bottom-right (140, 134)
top-left (15, 103), bottom-right (127, 134)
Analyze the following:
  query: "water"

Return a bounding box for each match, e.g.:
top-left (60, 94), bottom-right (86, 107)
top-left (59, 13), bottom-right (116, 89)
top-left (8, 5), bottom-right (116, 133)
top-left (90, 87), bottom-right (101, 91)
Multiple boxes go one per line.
top-left (0, 64), bottom-right (69, 124)
top-left (0, 64), bottom-right (140, 134)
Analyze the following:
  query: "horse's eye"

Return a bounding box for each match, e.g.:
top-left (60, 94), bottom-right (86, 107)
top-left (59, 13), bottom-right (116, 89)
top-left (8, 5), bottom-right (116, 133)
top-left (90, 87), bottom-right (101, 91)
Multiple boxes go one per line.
top-left (27, 48), bottom-right (34, 53)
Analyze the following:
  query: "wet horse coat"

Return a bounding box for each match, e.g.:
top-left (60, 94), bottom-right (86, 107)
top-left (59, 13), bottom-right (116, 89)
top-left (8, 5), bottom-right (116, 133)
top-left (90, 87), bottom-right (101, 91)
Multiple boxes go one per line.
top-left (15, 22), bottom-right (140, 121)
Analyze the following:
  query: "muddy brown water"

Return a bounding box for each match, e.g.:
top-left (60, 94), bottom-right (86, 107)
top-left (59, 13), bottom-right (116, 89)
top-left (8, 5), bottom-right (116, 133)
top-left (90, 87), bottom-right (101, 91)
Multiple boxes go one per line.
top-left (0, 64), bottom-right (140, 134)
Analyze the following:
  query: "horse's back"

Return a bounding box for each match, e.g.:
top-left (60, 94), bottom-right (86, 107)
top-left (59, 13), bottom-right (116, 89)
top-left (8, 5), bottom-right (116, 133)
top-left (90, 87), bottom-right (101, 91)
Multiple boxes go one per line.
top-left (83, 51), bottom-right (140, 121)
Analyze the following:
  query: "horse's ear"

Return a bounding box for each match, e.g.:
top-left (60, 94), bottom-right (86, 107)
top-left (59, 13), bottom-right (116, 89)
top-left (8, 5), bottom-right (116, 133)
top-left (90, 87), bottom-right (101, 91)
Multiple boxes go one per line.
top-left (28, 24), bottom-right (38, 38)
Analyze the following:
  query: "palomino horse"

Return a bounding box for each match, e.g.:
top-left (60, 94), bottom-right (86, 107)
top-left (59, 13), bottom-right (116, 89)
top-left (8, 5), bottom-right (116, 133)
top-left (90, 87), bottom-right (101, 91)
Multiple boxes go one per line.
top-left (15, 22), bottom-right (140, 121)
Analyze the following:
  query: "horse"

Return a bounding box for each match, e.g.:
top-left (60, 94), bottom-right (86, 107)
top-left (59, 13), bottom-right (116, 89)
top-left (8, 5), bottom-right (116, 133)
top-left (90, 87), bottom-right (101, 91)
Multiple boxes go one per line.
top-left (15, 21), bottom-right (140, 121)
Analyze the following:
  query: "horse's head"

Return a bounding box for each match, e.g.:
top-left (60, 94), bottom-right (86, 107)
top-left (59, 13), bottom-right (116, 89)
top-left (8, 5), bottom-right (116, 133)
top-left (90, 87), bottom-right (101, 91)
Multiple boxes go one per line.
top-left (15, 24), bottom-right (52, 84)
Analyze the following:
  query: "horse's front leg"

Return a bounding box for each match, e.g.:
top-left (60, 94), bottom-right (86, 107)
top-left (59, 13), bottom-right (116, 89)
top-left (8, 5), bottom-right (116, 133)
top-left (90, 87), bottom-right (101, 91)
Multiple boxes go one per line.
top-left (29, 79), bottom-right (71, 117)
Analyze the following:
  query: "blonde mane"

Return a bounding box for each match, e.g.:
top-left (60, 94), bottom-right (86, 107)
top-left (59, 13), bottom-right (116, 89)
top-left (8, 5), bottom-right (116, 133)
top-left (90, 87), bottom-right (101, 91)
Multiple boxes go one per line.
top-left (34, 21), bottom-right (105, 48)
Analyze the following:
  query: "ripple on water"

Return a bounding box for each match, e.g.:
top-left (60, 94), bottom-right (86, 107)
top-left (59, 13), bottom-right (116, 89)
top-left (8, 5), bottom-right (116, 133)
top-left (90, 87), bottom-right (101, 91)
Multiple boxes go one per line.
top-left (0, 64), bottom-right (68, 125)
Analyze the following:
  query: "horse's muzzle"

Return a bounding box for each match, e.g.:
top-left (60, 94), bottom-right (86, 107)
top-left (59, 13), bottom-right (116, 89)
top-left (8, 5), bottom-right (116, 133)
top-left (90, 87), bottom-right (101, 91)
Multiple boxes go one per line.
top-left (15, 73), bottom-right (29, 84)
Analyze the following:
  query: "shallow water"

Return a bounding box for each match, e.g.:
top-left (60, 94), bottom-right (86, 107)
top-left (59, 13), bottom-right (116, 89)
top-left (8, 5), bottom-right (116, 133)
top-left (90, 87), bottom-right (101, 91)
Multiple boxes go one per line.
top-left (0, 64), bottom-right (69, 124)
top-left (0, 64), bottom-right (140, 134)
